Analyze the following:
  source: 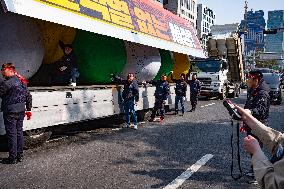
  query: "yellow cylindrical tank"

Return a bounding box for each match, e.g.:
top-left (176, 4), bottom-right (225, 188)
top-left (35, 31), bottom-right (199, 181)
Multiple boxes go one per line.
top-left (169, 52), bottom-right (190, 82)
top-left (34, 19), bottom-right (77, 64)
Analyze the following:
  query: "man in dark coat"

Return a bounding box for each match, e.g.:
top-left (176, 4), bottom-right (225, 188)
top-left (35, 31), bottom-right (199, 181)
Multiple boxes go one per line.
top-left (55, 41), bottom-right (79, 86)
top-left (244, 70), bottom-right (270, 181)
top-left (148, 74), bottom-right (170, 122)
top-left (244, 70), bottom-right (270, 126)
top-left (0, 63), bottom-right (32, 164)
top-left (188, 73), bottom-right (201, 112)
top-left (112, 73), bottom-right (139, 129)
top-left (171, 72), bottom-right (187, 115)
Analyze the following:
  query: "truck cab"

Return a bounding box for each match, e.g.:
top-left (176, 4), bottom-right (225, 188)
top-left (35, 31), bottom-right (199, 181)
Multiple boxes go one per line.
top-left (191, 58), bottom-right (232, 99)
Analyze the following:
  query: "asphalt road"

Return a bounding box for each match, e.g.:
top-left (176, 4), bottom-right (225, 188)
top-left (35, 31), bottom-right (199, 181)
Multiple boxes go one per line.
top-left (0, 90), bottom-right (283, 189)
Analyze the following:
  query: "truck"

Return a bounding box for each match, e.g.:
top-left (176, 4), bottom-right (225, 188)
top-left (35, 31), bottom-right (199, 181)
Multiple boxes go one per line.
top-left (190, 25), bottom-right (245, 100)
top-left (0, 0), bottom-right (205, 145)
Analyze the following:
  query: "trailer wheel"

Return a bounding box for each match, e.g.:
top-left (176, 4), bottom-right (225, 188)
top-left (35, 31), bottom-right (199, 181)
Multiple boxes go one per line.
top-left (24, 129), bottom-right (52, 149)
top-left (219, 86), bottom-right (227, 100)
top-left (236, 87), bottom-right (240, 97)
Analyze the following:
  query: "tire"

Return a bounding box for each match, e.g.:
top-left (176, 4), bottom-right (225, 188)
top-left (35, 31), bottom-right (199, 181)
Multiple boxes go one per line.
top-left (24, 128), bottom-right (52, 149)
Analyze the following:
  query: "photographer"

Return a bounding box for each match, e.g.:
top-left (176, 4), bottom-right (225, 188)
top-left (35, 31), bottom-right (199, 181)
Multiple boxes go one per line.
top-left (235, 105), bottom-right (284, 189)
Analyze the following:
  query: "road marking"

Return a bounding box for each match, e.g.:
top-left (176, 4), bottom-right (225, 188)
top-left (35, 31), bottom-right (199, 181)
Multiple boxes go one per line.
top-left (243, 91), bottom-right (247, 94)
top-left (46, 136), bottom-right (69, 143)
top-left (163, 154), bottom-right (214, 189)
top-left (201, 103), bottom-right (215, 108)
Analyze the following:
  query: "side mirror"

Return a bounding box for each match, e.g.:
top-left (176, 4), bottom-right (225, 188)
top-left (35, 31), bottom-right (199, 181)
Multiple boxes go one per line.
top-left (222, 62), bottom-right (228, 70)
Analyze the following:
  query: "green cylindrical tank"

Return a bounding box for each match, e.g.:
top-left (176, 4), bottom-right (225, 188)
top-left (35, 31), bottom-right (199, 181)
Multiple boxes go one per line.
top-left (154, 49), bottom-right (174, 80)
top-left (72, 30), bottom-right (127, 84)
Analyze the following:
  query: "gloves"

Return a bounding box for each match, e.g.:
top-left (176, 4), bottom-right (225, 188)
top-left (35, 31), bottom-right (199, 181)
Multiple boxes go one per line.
top-left (25, 111), bottom-right (32, 120)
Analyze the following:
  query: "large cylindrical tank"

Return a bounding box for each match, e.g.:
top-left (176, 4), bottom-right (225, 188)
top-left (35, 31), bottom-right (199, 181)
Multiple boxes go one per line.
top-left (121, 41), bottom-right (161, 83)
top-left (0, 11), bottom-right (44, 79)
top-left (35, 19), bottom-right (77, 64)
top-left (169, 52), bottom-right (190, 82)
top-left (217, 39), bottom-right (227, 57)
top-left (154, 50), bottom-right (174, 80)
top-left (72, 30), bottom-right (127, 84)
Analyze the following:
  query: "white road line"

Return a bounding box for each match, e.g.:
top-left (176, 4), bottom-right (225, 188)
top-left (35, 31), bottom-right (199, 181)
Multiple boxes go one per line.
top-left (201, 106), bottom-right (204, 108)
top-left (243, 91), bottom-right (247, 94)
top-left (163, 154), bottom-right (214, 189)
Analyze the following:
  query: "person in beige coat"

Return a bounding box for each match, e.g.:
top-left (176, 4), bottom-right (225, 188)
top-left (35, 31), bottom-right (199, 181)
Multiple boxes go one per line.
top-left (235, 105), bottom-right (284, 189)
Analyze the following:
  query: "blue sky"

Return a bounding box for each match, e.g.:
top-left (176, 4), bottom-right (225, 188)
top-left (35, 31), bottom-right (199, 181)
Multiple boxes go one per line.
top-left (198, 0), bottom-right (284, 25)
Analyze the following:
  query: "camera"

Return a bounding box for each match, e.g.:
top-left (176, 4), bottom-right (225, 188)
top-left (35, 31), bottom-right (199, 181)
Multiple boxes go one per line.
top-left (223, 100), bottom-right (242, 120)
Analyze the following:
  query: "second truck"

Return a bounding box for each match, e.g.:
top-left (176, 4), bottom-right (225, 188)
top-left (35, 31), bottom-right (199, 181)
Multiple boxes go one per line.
top-left (191, 24), bottom-right (245, 100)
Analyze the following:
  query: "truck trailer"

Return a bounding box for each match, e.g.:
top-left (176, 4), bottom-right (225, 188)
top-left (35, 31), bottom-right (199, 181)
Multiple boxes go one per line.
top-left (0, 0), bottom-right (205, 144)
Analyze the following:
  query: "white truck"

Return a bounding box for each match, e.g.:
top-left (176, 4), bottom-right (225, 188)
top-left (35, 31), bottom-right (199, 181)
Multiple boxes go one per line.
top-left (191, 28), bottom-right (245, 100)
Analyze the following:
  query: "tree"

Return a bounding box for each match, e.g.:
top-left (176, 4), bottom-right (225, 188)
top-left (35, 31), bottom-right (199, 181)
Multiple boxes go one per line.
top-left (256, 59), bottom-right (277, 68)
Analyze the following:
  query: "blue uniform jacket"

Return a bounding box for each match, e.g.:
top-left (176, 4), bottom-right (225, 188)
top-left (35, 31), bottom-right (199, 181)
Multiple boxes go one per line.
top-left (189, 80), bottom-right (201, 94)
top-left (171, 75), bottom-right (187, 97)
top-left (149, 80), bottom-right (170, 100)
top-left (0, 76), bottom-right (32, 113)
top-left (112, 76), bottom-right (139, 102)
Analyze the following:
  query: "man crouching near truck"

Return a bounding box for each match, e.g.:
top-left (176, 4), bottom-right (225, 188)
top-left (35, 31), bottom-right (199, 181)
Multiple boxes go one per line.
top-left (0, 63), bottom-right (32, 164)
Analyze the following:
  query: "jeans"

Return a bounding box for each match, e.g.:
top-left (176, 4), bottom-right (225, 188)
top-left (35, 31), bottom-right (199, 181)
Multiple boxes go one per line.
top-left (151, 98), bottom-right (165, 119)
top-left (4, 112), bottom-right (25, 159)
top-left (70, 68), bottom-right (80, 83)
top-left (175, 95), bottom-right (185, 113)
top-left (190, 93), bottom-right (198, 109)
top-left (124, 100), bottom-right (137, 125)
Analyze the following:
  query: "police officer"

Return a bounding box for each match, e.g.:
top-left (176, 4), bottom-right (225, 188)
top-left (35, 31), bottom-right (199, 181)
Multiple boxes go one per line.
top-left (0, 63), bottom-right (32, 164)
top-left (188, 73), bottom-right (201, 112)
top-left (112, 73), bottom-right (139, 130)
top-left (148, 74), bottom-right (170, 122)
top-left (56, 41), bottom-right (79, 86)
top-left (171, 72), bottom-right (187, 115)
top-left (244, 70), bottom-right (270, 181)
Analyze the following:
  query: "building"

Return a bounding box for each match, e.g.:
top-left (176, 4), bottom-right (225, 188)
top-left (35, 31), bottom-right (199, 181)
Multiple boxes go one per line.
top-left (163, 0), bottom-right (198, 28)
top-left (239, 10), bottom-right (266, 56)
top-left (265, 10), bottom-right (284, 53)
top-left (196, 4), bottom-right (216, 50)
top-left (152, 0), bottom-right (164, 7)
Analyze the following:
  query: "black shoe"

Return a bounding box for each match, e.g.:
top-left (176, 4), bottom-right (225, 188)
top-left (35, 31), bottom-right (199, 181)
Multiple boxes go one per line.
top-left (2, 157), bottom-right (17, 164)
top-left (189, 109), bottom-right (195, 112)
top-left (17, 155), bottom-right (23, 162)
top-left (174, 111), bottom-right (178, 115)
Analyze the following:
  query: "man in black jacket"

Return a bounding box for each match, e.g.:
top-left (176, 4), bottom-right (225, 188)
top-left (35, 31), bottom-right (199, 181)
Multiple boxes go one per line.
top-left (112, 73), bottom-right (139, 129)
top-left (188, 74), bottom-right (201, 112)
top-left (148, 74), bottom-right (170, 122)
top-left (171, 72), bottom-right (187, 115)
top-left (244, 70), bottom-right (270, 181)
top-left (56, 41), bottom-right (79, 86)
top-left (245, 70), bottom-right (270, 125)
top-left (0, 63), bottom-right (32, 164)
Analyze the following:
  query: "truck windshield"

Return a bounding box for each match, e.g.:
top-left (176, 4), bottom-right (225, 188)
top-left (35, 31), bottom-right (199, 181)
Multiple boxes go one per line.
top-left (192, 60), bottom-right (222, 72)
